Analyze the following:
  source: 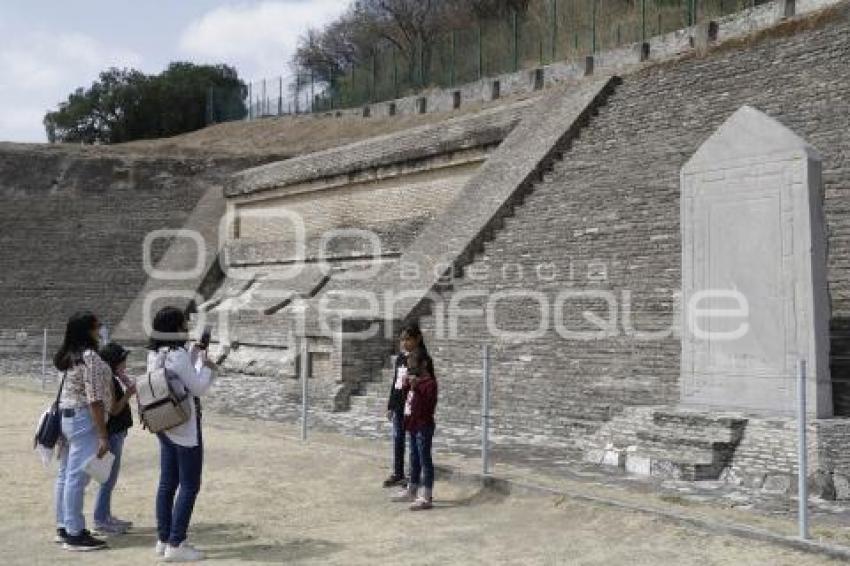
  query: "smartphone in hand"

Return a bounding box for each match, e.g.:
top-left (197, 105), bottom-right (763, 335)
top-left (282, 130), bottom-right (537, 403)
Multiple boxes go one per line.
top-left (198, 325), bottom-right (212, 350)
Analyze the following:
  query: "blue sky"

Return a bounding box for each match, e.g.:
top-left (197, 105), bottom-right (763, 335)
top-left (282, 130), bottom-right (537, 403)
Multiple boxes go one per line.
top-left (0, 1), bottom-right (349, 142)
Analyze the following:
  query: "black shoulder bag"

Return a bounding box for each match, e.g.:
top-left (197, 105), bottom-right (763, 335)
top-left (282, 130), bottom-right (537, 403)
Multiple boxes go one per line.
top-left (34, 371), bottom-right (68, 449)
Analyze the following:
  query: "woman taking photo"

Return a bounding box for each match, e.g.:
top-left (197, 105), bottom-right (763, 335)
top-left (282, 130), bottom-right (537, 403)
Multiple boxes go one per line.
top-left (148, 306), bottom-right (216, 562)
top-left (54, 311), bottom-right (112, 551)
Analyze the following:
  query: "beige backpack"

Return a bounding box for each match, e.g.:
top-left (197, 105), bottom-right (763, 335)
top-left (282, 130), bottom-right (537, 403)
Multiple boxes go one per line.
top-left (137, 350), bottom-right (192, 433)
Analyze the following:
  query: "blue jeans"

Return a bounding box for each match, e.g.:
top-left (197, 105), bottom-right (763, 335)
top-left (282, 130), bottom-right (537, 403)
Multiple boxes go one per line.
top-left (93, 430), bottom-right (127, 524)
top-left (55, 441), bottom-right (68, 529)
top-left (392, 410), bottom-right (406, 478)
top-left (409, 425), bottom-right (435, 489)
top-left (56, 407), bottom-right (99, 536)
top-left (156, 432), bottom-right (203, 546)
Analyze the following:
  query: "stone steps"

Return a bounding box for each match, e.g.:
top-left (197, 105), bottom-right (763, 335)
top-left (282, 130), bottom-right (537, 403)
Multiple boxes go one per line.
top-left (347, 393), bottom-right (386, 414)
top-left (347, 363), bottom-right (394, 410)
top-left (350, 379), bottom-right (390, 400)
top-left (628, 447), bottom-right (721, 481)
top-left (582, 406), bottom-right (749, 481)
top-left (446, 78), bottom-right (621, 274)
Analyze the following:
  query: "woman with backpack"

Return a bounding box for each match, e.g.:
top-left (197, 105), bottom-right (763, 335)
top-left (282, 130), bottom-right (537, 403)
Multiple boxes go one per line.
top-left (147, 306), bottom-right (217, 562)
top-left (53, 311), bottom-right (112, 551)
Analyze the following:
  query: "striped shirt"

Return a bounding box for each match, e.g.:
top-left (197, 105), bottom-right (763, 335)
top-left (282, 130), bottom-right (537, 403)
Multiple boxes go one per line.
top-left (59, 349), bottom-right (113, 414)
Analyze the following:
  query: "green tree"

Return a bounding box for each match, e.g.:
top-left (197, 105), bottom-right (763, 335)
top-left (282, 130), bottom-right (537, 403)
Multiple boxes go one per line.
top-left (44, 63), bottom-right (246, 144)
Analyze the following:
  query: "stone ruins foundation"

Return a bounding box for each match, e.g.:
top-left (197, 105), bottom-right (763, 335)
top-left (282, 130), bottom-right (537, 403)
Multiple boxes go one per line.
top-left (4, 0), bottom-right (850, 497)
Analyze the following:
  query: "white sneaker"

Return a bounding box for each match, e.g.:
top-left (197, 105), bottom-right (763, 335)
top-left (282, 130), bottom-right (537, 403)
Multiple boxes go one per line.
top-left (164, 542), bottom-right (204, 562)
top-left (410, 496), bottom-right (433, 511)
top-left (155, 540), bottom-right (167, 556)
top-left (390, 484), bottom-right (418, 502)
top-left (410, 487), bottom-right (433, 510)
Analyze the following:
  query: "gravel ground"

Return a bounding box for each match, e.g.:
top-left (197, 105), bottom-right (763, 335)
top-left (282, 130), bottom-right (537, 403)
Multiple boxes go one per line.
top-left (0, 385), bottom-right (842, 565)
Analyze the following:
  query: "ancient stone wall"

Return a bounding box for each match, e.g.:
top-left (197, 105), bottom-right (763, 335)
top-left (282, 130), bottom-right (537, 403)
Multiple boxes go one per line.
top-left (418, 5), bottom-right (850, 441)
top-left (0, 147), bottom-right (258, 368)
top-left (207, 103), bottom-right (536, 395)
top-left (235, 158), bottom-right (483, 247)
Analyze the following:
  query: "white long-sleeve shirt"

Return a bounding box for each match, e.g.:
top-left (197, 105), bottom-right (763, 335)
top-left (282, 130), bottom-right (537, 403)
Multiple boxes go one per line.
top-left (147, 346), bottom-right (214, 447)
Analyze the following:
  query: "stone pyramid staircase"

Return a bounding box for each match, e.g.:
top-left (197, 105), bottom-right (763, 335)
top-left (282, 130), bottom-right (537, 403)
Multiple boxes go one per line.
top-left (325, 75), bottom-right (621, 318)
top-left (581, 406), bottom-right (748, 481)
top-left (347, 356), bottom-right (398, 417)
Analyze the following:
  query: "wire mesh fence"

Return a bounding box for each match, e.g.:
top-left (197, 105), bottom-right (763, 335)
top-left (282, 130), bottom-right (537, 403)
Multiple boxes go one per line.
top-left (206, 0), bottom-right (768, 125)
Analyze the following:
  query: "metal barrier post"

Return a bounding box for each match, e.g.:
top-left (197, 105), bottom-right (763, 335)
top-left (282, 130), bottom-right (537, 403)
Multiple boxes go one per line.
top-left (512, 9), bottom-right (520, 72)
top-left (331, 66), bottom-right (337, 109)
top-left (369, 56), bottom-right (375, 103)
top-left (450, 31), bottom-right (456, 86)
top-left (551, 0), bottom-right (558, 62)
top-left (798, 359), bottom-right (810, 539)
top-left (392, 47), bottom-right (399, 98)
top-left (41, 329), bottom-right (47, 390)
top-left (311, 69), bottom-right (315, 112)
top-left (300, 341), bottom-right (309, 442)
top-left (295, 72), bottom-right (301, 113)
top-left (206, 86), bottom-right (214, 125)
top-left (477, 25), bottom-right (483, 80)
top-left (592, 0), bottom-right (597, 54)
top-left (482, 344), bottom-right (491, 475)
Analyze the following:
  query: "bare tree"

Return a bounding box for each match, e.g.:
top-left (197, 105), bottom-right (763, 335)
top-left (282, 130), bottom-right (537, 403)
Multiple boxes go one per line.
top-left (293, 0), bottom-right (534, 94)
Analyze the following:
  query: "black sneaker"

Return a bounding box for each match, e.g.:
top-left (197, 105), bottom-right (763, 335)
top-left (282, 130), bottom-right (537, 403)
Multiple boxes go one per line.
top-left (383, 474), bottom-right (406, 488)
top-left (54, 527), bottom-right (68, 544)
top-left (63, 530), bottom-right (107, 551)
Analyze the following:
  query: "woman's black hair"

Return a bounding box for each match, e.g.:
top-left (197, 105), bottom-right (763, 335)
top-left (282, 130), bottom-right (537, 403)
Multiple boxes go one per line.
top-left (54, 311), bottom-right (99, 371)
top-left (400, 322), bottom-right (435, 377)
top-left (148, 306), bottom-right (188, 351)
top-left (400, 322), bottom-right (425, 348)
top-left (99, 342), bottom-right (130, 373)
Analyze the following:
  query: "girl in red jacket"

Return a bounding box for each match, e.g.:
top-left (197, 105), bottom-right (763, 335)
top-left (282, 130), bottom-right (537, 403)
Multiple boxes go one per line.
top-left (390, 347), bottom-right (438, 510)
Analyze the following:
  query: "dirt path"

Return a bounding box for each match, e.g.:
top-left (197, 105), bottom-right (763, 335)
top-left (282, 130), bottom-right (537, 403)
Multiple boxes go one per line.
top-left (0, 386), bottom-right (838, 565)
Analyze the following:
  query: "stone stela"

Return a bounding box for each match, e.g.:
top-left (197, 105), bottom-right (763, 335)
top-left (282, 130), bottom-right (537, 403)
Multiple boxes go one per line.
top-left (680, 105), bottom-right (832, 418)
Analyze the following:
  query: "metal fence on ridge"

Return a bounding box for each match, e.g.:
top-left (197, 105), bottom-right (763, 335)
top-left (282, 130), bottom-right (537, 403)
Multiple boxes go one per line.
top-left (206, 0), bottom-right (771, 124)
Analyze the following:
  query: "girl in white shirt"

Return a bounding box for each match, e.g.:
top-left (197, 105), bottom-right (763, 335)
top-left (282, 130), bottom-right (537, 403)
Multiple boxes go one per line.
top-left (147, 307), bottom-right (216, 562)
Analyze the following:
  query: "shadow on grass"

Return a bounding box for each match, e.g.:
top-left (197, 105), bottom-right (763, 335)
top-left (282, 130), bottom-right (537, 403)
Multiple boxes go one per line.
top-left (106, 522), bottom-right (255, 550)
top-left (431, 485), bottom-right (510, 509)
top-left (205, 538), bottom-right (345, 562)
top-left (108, 522), bottom-right (344, 562)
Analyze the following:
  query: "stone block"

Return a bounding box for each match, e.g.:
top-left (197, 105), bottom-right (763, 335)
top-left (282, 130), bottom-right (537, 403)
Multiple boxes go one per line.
top-left (601, 447), bottom-right (626, 468)
top-left (625, 451), bottom-right (652, 476)
top-left (680, 105), bottom-right (832, 418)
top-left (762, 474), bottom-right (793, 493)
top-left (783, 0), bottom-right (796, 17)
top-left (650, 459), bottom-right (679, 479)
top-left (582, 448), bottom-right (604, 464)
top-left (719, 466), bottom-right (745, 486)
top-left (833, 473), bottom-right (850, 500)
top-left (584, 56), bottom-right (594, 76)
top-left (808, 470), bottom-right (836, 500)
